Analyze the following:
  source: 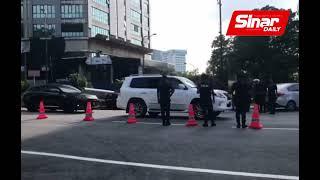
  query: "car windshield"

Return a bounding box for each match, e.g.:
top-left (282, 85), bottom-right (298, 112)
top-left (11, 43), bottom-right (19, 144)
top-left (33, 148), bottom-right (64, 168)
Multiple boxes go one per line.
top-left (180, 77), bottom-right (197, 88)
top-left (59, 85), bottom-right (81, 93)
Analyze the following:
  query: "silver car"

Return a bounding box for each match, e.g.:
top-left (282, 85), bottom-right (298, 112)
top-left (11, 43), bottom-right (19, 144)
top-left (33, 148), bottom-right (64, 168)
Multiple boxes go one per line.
top-left (276, 83), bottom-right (299, 111)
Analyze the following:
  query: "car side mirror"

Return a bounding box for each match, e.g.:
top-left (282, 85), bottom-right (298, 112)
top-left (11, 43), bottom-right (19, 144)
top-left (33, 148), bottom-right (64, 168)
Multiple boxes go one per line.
top-left (178, 84), bottom-right (187, 90)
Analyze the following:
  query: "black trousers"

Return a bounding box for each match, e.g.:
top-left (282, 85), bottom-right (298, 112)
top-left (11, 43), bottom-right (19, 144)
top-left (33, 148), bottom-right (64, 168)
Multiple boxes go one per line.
top-left (160, 103), bottom-right (170, 123)
top-left (235, 110), bottom-right (246, 125)
top-left (268, 100), bottom-right (276, 114)
top-left (258, 103), bottom-right (267, 113)
top-left (202, 104), bottom-right (215, 125)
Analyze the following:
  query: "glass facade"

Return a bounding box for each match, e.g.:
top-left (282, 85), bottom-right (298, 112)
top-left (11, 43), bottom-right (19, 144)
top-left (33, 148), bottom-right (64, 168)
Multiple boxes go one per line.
top-left (61, 5), bottom-right (83, 18)
top-left (32, 5), bottom-right (55, 18)
top-left (132, 0), bottom-right (140, 7)
top-left (94, 0), bottom-right (110, 6)
top-left (92, 7), bottom-right (109, 24)
top-left (131, 9), bottom-right (141, 22)
top-left (91, 25), bottom-right (109, 37)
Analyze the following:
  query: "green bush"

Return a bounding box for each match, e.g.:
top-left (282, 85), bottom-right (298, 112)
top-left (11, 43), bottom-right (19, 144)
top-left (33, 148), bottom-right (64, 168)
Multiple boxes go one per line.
top-left (21, 79), bottom-right (30, 93)
top-left (68, 73), bottom-right (88, 90)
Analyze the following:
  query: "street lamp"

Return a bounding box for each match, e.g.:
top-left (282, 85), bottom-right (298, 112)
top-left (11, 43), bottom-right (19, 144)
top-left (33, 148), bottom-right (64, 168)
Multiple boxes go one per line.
top-left (141, 33), bottom-right (157, 74)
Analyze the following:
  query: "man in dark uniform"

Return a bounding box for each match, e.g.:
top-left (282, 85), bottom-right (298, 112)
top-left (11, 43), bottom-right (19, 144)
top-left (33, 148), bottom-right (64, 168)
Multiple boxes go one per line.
top-left (198, 74), bottom-right (216, 127)
top-left (267, 78), bottom-right (277, 114)
top-left (230, 73), bottom-right (251, 128)
top-left (157, 74), bottom-right (175, 126)
top-left (258, 79), bottom-right (267, 113)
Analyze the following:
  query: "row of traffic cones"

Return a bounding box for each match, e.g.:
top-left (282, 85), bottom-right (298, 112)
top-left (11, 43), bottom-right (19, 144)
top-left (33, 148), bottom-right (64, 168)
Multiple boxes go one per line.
top-left (126, 103), bottom-right (198, 126)
top-left (35, 100), bottom-right (95, 121)
top-left (35, 99), bottom-right (263, 130)
top-left (127, 103), bottom-right (263, 129)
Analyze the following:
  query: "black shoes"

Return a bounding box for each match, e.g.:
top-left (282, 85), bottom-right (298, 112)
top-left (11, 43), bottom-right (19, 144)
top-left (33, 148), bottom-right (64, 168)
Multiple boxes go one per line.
top-left (236, 124), bottom-right (241, 128)
top-left (211, 122), bottom-right (216, 127)
top-left (163, 120), bottom-right (171, 126)
top-left (242, 124), bottom-right (248, 128)
top-left (203, 123), bottom-right (208, 127)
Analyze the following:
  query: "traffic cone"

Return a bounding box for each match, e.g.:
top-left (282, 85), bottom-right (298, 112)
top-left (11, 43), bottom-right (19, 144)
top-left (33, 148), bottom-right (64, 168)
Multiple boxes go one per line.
top-left (186, 104), bottom-right (198, 126)
top-left (37, 99), bottom-right (48, 119)
top-left (127, 103), bottom-right (137, 124)
top-left (249, 104), bottom-right (263, 129)
top-left (83, 101), bottom-right (94, 121)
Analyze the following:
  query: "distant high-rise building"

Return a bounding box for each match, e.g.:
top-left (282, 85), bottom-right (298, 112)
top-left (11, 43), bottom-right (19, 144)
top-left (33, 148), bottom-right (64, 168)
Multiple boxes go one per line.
top-left (151, 49), bottom-right (187, 72)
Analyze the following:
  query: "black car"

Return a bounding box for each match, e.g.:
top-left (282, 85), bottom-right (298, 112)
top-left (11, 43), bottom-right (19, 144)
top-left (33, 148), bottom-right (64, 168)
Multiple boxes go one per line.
top-left (22, 84), bottom-right (99, 113)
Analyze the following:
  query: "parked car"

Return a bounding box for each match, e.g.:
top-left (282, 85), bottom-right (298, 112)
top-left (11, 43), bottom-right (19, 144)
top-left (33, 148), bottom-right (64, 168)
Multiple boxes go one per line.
top-left (276, 83), bottom-right (299, 111)
top-left (116, 74), bottom-right (232, 118)
top-left (83, 88), bottom-right (118, 109)
top-left (22, 84), bottom-right (99, 113)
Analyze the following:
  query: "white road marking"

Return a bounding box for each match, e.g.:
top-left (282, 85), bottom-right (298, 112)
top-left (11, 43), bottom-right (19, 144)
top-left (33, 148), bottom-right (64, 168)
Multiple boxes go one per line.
top-left (21, 150), bottom-right (299, 180)
top-left (231, 127), bottom-right (299, 131)
top-left (112, 120), bottom-right (185, 126)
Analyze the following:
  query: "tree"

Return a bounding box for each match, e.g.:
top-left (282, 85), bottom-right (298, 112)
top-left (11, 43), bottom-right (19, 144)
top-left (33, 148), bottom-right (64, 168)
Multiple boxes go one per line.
top-left (207, 35), bottom-right (232, 86)
top-left (207, 5), bottom-right (299, 83)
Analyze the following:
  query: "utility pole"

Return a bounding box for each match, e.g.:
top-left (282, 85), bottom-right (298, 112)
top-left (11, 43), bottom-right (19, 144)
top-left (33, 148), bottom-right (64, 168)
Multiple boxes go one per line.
top-left (217, 0), bottom-right (226, 85)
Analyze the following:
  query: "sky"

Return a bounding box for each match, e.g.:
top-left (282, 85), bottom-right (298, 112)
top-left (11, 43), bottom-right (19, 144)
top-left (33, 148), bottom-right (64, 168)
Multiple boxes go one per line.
top-left (149, 0), bottom-right (299, 73)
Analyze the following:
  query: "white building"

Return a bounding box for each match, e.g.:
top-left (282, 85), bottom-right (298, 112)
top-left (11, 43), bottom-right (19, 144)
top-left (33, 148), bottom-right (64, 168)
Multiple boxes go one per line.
top-left (151, 49), bottom-right (187, 72)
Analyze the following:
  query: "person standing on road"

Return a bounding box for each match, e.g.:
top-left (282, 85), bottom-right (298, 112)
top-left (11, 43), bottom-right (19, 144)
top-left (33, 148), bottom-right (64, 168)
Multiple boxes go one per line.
top-left (197, 74), bottom-right (216, 127)
top-left (267, 78), bottom-right (277, 114)
top-left (230, 73), bottom-right (251, 128)
top-left (157, 74), bottom-right (175, 126)
top-left (258, 79), bottom-right (267, 113)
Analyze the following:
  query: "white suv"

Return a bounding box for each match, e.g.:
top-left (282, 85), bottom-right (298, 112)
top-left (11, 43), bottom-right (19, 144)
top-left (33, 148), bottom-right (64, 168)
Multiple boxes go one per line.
top-left (116, 74), bottom-right (232, 118)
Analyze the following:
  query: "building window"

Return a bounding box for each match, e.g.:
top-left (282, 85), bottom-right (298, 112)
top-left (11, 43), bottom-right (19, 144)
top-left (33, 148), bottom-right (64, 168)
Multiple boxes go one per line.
top-left (92, 7), bottom-right (109, 24)
top-left (33, 24), bottom-right (56, 37)
top-left (143, 16), bottom-right (149, 29)
top-left (93, 0), bottom-right (109, 6)
top-left (131, 38), bottom-right (141, 46)
top-left (143, 3), bottom-right (148, 14)
top-left (131, 9), bottom-right (141, 22)
top-left (62, 32), bottom-right (84, 37)
top-left (131, 24), bottom-right (140, 36)
top-left (61, 5), bottom-right (83, 18)
top-left (91, 25), bottom-right (109, 37)
top-left (132, 0), bottom-right (140, 7)
top-left (32, 5), bottom-right (55, 18)
top-left (61, 23), bottom-right (84, 37)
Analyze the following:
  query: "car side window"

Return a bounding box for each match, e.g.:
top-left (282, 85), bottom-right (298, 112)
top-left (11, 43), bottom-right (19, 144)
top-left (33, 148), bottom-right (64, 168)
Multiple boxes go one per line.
top-left (130, 77), bottom-right (160, 89)
top-left (44, 86), bottom-right (61, 93)
top-left (168, 78), bottom-right (187, 90)
top-left (288, 84), bottom-right (299, 92)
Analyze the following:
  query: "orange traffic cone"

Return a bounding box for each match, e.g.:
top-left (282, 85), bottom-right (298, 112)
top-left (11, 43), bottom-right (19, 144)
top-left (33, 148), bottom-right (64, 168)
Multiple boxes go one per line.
top-left (186, 104), bottom-right (198, 126)
top-left (249, 104), bottom-right (263, 129)
top-left (83, 101), bottom-right (94, 121)
top-left (37, 99), bottom-right (48, 119)
top-left (127, 103), bottom-right (137, 124)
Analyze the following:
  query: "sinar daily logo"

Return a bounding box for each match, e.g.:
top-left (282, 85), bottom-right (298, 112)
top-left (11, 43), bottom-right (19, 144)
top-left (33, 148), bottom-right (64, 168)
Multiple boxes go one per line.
top-left (226, 10), bottom-right (290, 36)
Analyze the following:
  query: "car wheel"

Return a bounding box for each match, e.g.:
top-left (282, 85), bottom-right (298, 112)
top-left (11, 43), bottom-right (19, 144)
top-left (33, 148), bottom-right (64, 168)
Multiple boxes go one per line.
top-left (148, 112), bottom-right (159, 118)
top-left (192, 102), bottom-right (204, 120)
top-left (129, 99), bottom-right (147, 118)
top-left (286, 101), bottom-right (296, 111)
top-left (26, 104), bottom-right (37, 112)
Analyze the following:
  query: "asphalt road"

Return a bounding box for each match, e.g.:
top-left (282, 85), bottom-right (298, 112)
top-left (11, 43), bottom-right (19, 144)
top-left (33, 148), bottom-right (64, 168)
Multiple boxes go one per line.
top-left (21, 109), bottom-right (299, 180)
